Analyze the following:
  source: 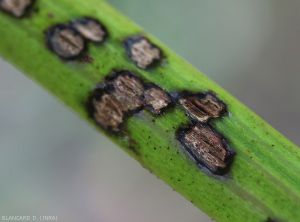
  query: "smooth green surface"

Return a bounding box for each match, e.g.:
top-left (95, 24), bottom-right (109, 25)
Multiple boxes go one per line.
top-left (0, 0), bottom-right (300, 221)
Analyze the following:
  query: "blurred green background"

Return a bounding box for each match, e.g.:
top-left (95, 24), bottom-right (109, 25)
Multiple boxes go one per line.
top-left (1, 0), bottom-right (300, 221)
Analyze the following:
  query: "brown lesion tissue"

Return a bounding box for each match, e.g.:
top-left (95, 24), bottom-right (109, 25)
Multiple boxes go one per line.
top-left (46, 17), bottom-right (107, 60)
top-left (179, 92), bottom-right (226, 123)
top-left (0, 0), bottom-right (34, 17)
top-left (178, 123), bottom-right (234, 175)
top-left (177, 92), bottom-right (234, 175)
top-left (0, 0), bottom-right (236, 176)
top-left (92, 93), bottom-right (125, 132)
top-left (46, 24), bottom-right (86, 60)
top-left (124, 36), bottom-right (162, 69)
top-left (71, 17), bottom-right (107, 43)
top-left (88, 71), bottom-right (172, 132)
top-left (88, 71), bottom-right (234, 175)
top-left (109, 73), bottom-right (145, 112)
top-left (144, 85), bottom-right (172, 115)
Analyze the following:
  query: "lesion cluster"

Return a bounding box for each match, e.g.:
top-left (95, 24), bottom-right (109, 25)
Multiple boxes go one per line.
top-left (0, 0), bottom-right (235, 176)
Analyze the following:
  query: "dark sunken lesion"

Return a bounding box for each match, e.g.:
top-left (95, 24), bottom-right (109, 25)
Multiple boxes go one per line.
top-left (178, 92), bottom-right (227, 123)
top-left (46, 24), bottom-right (86, 60)
top-left (0, 0), bottom-right (35, 18)
top-left (70, 17), bottom-right (108, 43)
top-left (124, 35), bottom-right (163, 69)
top-left (178, 123), bottom-right (234, 175)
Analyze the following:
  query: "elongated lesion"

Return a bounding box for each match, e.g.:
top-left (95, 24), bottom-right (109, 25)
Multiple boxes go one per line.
top-left (175, 92), bottom-right (234, 175)
top-left (92, 93), bottom-right (125, 132)
top-left (179, 92), bottom-right (226, 123)
top-left (178, 123), bottom-right (234, 175)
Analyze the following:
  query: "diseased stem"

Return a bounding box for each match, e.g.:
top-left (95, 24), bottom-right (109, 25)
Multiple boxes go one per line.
top-left (0, 1), bottom-right (300, 221)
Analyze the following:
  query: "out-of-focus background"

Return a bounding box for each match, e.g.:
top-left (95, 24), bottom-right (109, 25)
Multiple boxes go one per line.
top-left (1, 0), bottom-right (300, 221)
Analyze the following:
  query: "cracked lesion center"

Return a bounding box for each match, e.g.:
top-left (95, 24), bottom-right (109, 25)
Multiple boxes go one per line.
top-left (89, 71), bottom-right (173, 132)
top-left (179, 93), bottom-right (226, 123)
top-left (47, 25), bottom-right (85, 59)
top-left (72, 17), bottom-right (107, 43)
top-left (131, 39), bottom-right (160, 69)
top-left (110, 73), bottom-right (145, 112)
top-left (180, 124), bottom-right (232, 174)
top-left (144, 86), bottom-right (171, 114)
top-left (93, 93), bottom-right (124, 132)
top-left (125, 36), bottom-right (162, 69)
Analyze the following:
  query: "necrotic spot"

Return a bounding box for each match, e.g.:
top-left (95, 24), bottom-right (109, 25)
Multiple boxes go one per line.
top-left (71, 17), bottom-right (107, 43)
top-left (144, 85), bottom-right (172, 114)
top-left (124, 36), bottom-right (162, 69)
top-left (178, 123), bottom-right (234, 175)
top-left (0, 0), bottom-right (34, 17)
top-left (90, 91), bottom-right (124, 132)
top-left (88, 71), bottom-right (145, 132)
top-left (46, 24), bottom-right (86, 60)
top-left (108, 71), bottom-right (145, 112)
top-left (88, 70), bottom-right (174, 133)
top-left (178, 92), bottom-right (226, 123)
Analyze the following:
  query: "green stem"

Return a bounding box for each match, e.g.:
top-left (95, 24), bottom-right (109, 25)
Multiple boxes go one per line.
top-left (0, 0), bottom-right (299, 221)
